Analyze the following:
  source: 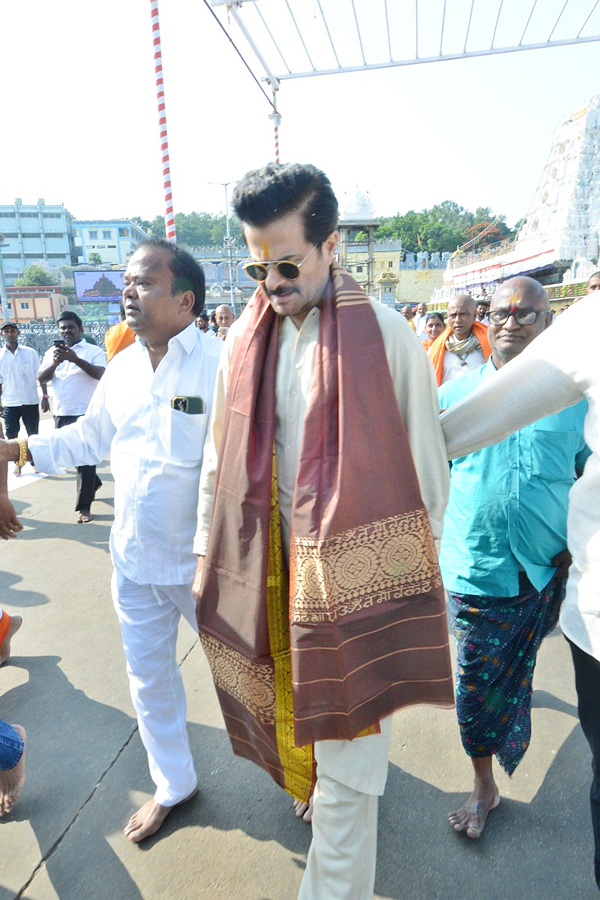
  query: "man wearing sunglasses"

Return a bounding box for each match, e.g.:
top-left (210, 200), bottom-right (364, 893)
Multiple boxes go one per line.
top-left (439, 276), bottom-right (588, 841)
top-left (193, 162), bottom-right (453, 899)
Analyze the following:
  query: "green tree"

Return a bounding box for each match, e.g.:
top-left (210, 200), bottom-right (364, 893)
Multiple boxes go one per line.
top-left (131, 211), bottom-right (243, 248)
top-left (131, 216), bottom-right (153, 233)
top-left (376, 200), bottom-right (517, 254)
top-left (13, 264), bottom-right (58, 286)
top-left (88, 252), bottom-right (102, 266)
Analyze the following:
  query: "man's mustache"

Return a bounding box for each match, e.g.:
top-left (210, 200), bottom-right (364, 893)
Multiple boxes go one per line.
top-left (267, 285), bottom-right (299, 298)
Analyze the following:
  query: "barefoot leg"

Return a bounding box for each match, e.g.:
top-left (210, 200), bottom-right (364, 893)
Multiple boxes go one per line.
top-left (0, 614), bottom-right (22, 666)
top-left (124, 788), bottom-right (197, 843)
top-left (448, 756), bottom-right (500, 838)
top-left (0, 725), bottom-right (26, 816)
top-left (293, 794), bottom-right (314, 823)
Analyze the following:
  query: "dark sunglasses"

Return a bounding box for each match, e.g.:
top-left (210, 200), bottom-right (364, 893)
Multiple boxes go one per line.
top-left (242, 244), bottom-right (319, 283)
top-left (488, 307), bottom-right (550, 326)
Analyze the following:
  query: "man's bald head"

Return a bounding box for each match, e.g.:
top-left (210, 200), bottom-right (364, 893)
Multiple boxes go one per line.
top-left (215, 304), bottom-right (235, 328)
top-left (492, 276), bottom-right (548, 309)
top-left (447, 294), bottom-right (476, 340)
top-left (488, 276), bottom-right (551, 368)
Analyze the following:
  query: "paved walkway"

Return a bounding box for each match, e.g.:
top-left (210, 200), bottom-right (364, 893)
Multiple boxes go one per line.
top-left (0, 460), bottom-right (597, 899)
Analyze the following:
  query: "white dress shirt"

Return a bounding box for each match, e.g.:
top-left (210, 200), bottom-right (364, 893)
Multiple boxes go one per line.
top-left (441, 296), bottom-right (600, 661)
top-left (414, 314), bottom-right (427, 337)
top-left (31, 322), bottom-right (222, 585)
top-left (40, 339), bottom-right (107, 416)
top-left (0, 344), bottom-right (41, 405)
top-left (195, 299), bottom-right (449, 556)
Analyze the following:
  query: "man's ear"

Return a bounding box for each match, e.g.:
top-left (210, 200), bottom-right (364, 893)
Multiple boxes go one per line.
top-left (323, 230), bottom-right (338, 265)
top-left (179, 289), bottom-right (196, 317)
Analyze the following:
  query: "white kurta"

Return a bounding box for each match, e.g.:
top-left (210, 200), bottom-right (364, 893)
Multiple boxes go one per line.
top-left (195, 300), bottom-right (449, 555)
top-left (195, 297), bottom-right (449, 898)
top-left (441, 296), bottom-right (600, 662)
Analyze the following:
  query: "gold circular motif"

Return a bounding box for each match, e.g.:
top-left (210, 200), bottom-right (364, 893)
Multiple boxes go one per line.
top-left (333, 546), bottom-right (377, 589)
top-left (379, 535), bottom-right (420, 577)
top-left (296, 555), bottom-right (328, 598)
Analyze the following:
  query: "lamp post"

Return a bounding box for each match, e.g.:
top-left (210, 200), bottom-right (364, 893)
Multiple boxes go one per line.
top-left (0, 236), bottom-right (11, 322)
top-left (209, 181), bottom-right (237, 316)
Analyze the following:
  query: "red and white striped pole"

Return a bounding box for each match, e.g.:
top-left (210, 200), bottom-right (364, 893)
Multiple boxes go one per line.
top-left (269, 107), bottom-right (282, 164)
top-left (150, 0), bottom-right (176, 242)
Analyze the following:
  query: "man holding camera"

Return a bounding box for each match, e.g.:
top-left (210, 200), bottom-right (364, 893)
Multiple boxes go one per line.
top-left (38, 310), bottom-right (106, 522)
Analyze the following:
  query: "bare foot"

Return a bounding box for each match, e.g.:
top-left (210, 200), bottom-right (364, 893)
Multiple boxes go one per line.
top-left (12, 465), bottom-right (21, 477)
top-left (448, 788), bottom-right (500, 838)
top-left (77, 510), bottom-right (92, 524)
top-left (0, 614), bottom-right (22, 665)
top-left (124, 788), bottom-right (197, 842)
top-left (0, 725), bottom-right (26, 816)
top-left (293, 794), bottom-right (314, 823)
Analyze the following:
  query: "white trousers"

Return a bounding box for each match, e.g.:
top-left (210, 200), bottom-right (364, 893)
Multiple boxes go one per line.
top-left (298, 717), bottom-right (393, 900)
top-left (111, 570), bottom-right (198, 807)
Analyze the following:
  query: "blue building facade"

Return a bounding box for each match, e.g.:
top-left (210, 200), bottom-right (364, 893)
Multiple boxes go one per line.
top-left (0, 199), bottom-right (76, 284)
top-left (72, 220), bottom-right (149, 265)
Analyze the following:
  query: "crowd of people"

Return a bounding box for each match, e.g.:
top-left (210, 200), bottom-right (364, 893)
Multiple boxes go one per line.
top-left (1, 162), bottom-right (599, 897)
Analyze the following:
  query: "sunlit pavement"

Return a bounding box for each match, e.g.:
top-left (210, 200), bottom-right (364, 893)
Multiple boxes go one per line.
top-left (0, 447), bottom-right (597, 900)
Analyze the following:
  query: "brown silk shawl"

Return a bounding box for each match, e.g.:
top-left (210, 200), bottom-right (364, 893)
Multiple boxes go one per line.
top-left (197, 263), bottom-right (453, 796)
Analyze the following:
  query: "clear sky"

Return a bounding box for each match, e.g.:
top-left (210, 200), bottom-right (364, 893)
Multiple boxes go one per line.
top-left (1, 0), bottom-right (598, 229)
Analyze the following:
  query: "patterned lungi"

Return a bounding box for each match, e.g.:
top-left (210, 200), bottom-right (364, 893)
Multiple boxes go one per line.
top-left (447, 571), bottom-right (564, 775)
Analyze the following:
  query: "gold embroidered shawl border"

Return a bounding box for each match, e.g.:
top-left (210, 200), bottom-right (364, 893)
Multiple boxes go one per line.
top-left (199, 632), bottom-right (276, 724)
top-left (289, 508), bottom-right (442, 624)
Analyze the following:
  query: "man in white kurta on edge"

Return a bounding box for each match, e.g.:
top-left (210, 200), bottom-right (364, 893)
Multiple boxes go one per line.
top-left (193, 163), bottom-right (449, 900)
top-left (0, 239), bottom-right (222, 842)
top-left (441, 295), bottom-right (600, 892)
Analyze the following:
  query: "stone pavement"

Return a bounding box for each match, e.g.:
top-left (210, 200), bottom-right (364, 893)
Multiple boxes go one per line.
top-left (0, 457), bottom-right (597, 899)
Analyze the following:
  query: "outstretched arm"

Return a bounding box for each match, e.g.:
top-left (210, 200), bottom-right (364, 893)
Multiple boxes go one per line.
top-left (0, 424), bottom-right (22, 540)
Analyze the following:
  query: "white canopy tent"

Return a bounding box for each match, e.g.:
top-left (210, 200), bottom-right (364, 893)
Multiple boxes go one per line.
top-left (206, 0), bottom-right (600, 157)
top-left (208, 0), bottom-right (600, 88)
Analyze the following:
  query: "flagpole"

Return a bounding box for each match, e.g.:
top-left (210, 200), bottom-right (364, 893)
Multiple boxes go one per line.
top-left (150, 0), bottom-right (176, 242)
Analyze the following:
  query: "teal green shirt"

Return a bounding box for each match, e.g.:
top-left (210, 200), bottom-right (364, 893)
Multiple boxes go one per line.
top-left (439, 360), bottom-right (590, 597)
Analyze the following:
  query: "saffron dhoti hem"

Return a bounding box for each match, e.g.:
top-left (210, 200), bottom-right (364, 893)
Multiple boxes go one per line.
top-left (447, 571), bottom-right (564, 776)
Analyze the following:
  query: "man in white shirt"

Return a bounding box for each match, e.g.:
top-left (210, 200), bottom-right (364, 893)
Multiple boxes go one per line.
top-left (0, 239), bottom-right (222, 843)
top-left (414, 301), bottom-right (428, 336)
top-left (214, 303), bottom-right (235, 341)
top-left (38, 312), bottom-right (106, 522)
top-left (0, 323), bottom-right (49, 475)
top-left (193, 163), bottom-right (452, 900)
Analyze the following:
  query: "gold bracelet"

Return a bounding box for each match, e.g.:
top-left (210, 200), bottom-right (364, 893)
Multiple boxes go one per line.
top-left (16, 439), bottom-right (28, 469)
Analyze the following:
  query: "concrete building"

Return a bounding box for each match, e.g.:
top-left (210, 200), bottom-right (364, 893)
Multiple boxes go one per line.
top-left (344, 244), bottom-right (449, 306)
top-left (72, 220), bottom-right (149, 265)
top-left (0, 199), bottom-right (76, 284)
top-left (6, 285), bottom-right (70, 323)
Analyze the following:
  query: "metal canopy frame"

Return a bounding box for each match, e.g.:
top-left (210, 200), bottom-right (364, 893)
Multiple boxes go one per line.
top-left (209, 0), bottom-right (600, 92)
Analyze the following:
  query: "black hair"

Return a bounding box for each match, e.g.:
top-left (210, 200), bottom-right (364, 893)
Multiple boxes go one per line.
top-left (426, 312), bottom-right (445, 324)
top-left (57, 310), bottom-right (83, 330)
top-left (232, 162), bottom-right (339, 245)
top-left (137, 237), bottom-right (205, 315)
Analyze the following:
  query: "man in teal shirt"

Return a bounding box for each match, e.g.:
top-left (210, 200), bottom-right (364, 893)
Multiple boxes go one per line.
top-left (440, 276), bottom-right (589, 840)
